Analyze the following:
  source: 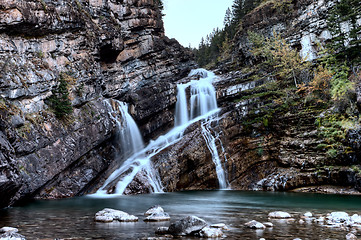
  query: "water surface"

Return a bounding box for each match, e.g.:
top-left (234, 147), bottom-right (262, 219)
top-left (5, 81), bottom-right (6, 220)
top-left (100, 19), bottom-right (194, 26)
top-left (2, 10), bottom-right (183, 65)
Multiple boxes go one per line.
top-left (1, 190), bottom-right (361, 239)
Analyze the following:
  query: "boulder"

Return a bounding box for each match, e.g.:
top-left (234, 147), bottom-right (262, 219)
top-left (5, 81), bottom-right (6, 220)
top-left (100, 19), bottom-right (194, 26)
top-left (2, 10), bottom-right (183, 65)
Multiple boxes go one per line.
top-left (95, 208), bottom-right (138, 222)
top-left (144, 212), bottom-right (170, 222)
top-left (198, 227), bottom-right (223, 238)
top-left (168, 216), bottom-right (207, 236)
top-left (268, 211), bottom-right (292, 218)
top-left (145, 205), bottom-right (165, 216)
top-left (245, 220), bottom-right (266, 229)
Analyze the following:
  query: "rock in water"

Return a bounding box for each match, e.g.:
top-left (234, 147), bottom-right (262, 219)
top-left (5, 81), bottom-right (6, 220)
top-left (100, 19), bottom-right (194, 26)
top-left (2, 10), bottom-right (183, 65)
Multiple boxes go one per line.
top-left (168, 216), bottom-right (207, 236)
top-left (95, 208), bottom-right (138, 222)
top-left (144, 212), bottom-right (171, 222)
top-left (304, 212), bottom-right (313, 218)
top-left (198, 227), bottom-right (223, 238)
top-left (145, 205), bottom-right (165, 216)
top-left (0, 232), bottom-right (26, 240)
top-left (0, 227), bottom-right (18, 233)
top-left (245, 220), bottom-right (266, 229)
top-left (268, 211), bottom-right (292, 218)
top-left (328, 212), bottom-right (349, 223)
top-left (346, 233), bottom-right (357, 240)
top-left (210, 223), bottom-right (229, 230)
top-left (155, 227), bottom-right (169, 235)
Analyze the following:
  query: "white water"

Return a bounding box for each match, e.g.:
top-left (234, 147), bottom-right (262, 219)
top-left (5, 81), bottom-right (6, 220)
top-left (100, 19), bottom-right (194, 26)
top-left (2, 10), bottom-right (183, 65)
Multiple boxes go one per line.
top-left (95, 69), bottom-right (228, 197)
top-left (104, 100), bottom-right (144, 157)
top-left (201, 118), bottom-right (229, 189)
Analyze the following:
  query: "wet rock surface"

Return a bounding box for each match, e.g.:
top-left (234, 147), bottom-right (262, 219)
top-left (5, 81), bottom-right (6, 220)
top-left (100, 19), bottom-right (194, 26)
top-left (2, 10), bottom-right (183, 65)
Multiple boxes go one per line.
top-left (95, 208), bottom-right (138, 222)
top-left (168, 216), bottom-right (207, 236)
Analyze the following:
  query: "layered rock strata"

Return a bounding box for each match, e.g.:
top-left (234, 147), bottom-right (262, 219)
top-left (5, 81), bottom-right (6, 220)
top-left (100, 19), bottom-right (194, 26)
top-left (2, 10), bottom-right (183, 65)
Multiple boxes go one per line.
top-left (0, 0), bottom-right (194, 207)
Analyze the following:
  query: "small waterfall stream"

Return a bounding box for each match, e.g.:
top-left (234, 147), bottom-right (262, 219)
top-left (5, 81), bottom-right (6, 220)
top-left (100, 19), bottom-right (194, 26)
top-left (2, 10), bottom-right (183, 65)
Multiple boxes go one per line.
top-left (95, 69), bottom-right (228, 196)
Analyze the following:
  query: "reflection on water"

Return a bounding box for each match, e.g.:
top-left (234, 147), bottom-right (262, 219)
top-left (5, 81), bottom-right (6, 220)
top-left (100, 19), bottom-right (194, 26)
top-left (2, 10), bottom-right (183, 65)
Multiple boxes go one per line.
top-left (1, 191), bottom-right (361, 239)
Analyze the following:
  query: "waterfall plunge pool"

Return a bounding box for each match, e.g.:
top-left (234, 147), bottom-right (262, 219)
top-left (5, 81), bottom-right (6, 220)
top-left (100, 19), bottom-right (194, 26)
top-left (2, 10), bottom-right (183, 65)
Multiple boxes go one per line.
top-left (1, 190), bottom-right (361, 239)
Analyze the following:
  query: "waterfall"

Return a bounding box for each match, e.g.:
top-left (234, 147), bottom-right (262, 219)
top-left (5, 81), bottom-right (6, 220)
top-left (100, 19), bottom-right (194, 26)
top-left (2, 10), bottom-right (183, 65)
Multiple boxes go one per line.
top-left (201, 119), bottom-right (229, 189)
top-left (94, 69), bottom-right (228, 197)
top-left (104, 100), bottom-right (144, 158)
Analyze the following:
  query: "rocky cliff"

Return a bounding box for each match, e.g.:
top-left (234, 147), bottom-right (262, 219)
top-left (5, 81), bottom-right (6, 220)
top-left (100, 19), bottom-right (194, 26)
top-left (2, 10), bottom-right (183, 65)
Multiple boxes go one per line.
top-left (0, 0), bottom-right (195, 207)
top-left (143, 0), bottom-right (361, 194)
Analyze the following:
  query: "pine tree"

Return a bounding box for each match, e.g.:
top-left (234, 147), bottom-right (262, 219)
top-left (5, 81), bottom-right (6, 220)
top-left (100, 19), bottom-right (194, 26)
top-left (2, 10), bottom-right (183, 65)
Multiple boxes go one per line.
top-left (327, 0), bottom-right (361, 61)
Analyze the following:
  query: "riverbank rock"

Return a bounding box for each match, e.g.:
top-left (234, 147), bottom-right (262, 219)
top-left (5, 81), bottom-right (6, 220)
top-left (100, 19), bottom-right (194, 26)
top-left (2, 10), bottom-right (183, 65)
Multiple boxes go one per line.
top-left (0, 232), bottom-right (26, 240)
top-left (168, 216), bottom-right (207, 236)
top-left (197, 227), bottom-right (223, 238)
top-left (95, 208), bottom-right (138, 222)
top-left (245, 220), bottom-right (266, 229)
top-left (268, 211), bottom-right (292, 219)
top-left (144, 212), bottom-right (171, 222)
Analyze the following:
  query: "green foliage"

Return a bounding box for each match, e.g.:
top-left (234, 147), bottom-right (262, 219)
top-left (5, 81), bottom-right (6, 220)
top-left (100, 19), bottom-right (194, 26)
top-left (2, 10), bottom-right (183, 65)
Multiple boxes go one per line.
top-left (327, 0), bottom-right (361, 60)
top-left (47, 74), bottom-right (73, 119)
top-left (248, 31), bottom-right (311, 87)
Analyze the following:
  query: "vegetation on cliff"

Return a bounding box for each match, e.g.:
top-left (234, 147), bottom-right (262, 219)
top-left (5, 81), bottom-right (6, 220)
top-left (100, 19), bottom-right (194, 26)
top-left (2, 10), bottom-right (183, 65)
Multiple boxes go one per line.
top-left (195, 0), bottom-right (361, 167)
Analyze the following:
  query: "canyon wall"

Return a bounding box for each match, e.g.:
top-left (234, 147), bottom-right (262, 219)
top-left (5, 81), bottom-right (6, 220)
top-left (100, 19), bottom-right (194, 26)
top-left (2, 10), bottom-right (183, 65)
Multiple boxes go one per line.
top-left (0, 0), bottom-right (195, 207)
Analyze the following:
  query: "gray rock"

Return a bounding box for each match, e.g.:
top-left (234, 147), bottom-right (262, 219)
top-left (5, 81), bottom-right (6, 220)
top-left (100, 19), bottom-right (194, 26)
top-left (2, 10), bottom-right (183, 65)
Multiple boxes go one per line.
top-left (346, 233), bottom-right (357, 240)
top-left (168, 216), bottom-right (207, 236)
top-left (268, 211), bottom-right (292, 218)
top-left (145, 205), bottom-right (165, 216)
top-left (304, 212), bottom-right (313, 218)
top-left (0, 227), bottom-right (18, 233)
top-left (245, 220), bottom-right (266, 229)
top-left (95, 208), bottom-right (138, 222)
top-left (0, 232), bottom-right (26, 240)
top-left (144, 212), bottom-right (170, 222)
top-left (263, 222), bottom-right (274, 227)
top-left (198, 227), bottom-right (223, 238)
top-left (155, 227), bottom-right (169, 235)
top-left (210, 223), bottom-right (228, 230)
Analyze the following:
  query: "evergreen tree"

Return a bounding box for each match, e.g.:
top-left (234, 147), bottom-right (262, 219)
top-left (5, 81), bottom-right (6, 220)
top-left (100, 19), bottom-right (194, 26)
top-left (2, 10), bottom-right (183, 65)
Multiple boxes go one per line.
top-left (327, 0), bottom-right (361, 61)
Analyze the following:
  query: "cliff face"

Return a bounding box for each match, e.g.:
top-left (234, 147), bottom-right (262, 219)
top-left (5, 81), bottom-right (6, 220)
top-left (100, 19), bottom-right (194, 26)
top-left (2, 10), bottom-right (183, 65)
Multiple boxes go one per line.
top-left (145, 0), bottom-right (361, 194)
top-left (0, 0), bottom-right (195, 207)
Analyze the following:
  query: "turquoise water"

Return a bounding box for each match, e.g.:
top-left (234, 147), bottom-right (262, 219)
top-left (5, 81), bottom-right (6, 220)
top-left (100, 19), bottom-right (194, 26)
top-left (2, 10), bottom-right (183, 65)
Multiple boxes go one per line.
top-left (0, 190), bottom-right (360, 239)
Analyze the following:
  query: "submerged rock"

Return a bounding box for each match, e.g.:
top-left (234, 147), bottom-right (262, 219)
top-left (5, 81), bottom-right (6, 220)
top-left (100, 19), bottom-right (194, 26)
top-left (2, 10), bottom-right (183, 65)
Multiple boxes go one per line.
top-left (245, 220), bottom-right (266, 229)
top-left (168, 216), bottom-right (207, 236)
top-left (95, 208), bottom-right (138, 222)
top-left (197, 227), bottom-right (223, 238)
top-left (268, 211), bottom-right (292, 218)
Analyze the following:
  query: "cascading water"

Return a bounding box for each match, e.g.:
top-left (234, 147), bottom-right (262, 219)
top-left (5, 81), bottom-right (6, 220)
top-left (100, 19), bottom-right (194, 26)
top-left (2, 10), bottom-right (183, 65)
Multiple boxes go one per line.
top-left (94, 69), bottom-right (228, 197)
top-left (104, 99), bottom-right (144, 158)
top-left (201, 119), bottom-right (229, 189)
